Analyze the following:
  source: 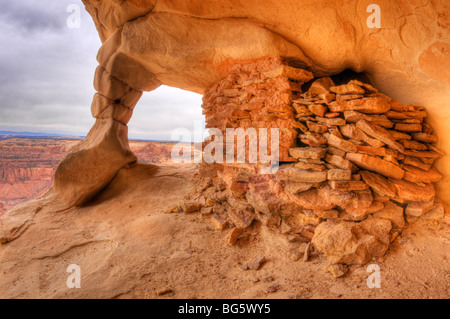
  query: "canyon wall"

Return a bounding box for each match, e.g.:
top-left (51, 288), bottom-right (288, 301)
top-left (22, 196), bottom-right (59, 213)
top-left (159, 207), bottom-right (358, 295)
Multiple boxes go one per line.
top-left (0, 139), bottom-right (77, 212)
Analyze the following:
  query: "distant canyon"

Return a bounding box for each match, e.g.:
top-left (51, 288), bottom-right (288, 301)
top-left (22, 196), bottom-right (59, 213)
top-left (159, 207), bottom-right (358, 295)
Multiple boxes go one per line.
top-left (0, 138), bottom-right (186, 214)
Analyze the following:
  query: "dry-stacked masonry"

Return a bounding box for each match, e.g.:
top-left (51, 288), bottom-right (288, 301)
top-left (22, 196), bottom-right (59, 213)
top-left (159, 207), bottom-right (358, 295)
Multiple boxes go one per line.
top-left (192, 57), bottom-right (445, 266)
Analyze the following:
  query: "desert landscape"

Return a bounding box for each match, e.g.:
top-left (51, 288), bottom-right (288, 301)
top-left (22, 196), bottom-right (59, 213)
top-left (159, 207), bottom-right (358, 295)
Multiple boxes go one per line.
top-left (0, 137), bottom-right (184, 213)
top-left (0, 0), bottom-right (449, 301)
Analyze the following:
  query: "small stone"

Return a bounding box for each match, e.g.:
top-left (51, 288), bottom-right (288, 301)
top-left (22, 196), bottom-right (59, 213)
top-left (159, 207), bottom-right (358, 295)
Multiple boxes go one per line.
top-left (403, 157), bottom-right (431, 171)
top-left (405, 201), bottom-right (435, 217)
top-left (317, 117), bottom-right (346, 126)
top-left (422, 203), bottom-right (445, 220)
top-left (294, 189), bottom-right (336, 210)
top-left (327, 264), bottom-right (348, 278)
top-left (201, 207), bottom-right (213, 216)
top-left (325, 112), bottom-right (340, 118)
top-left (319, 93), bottom-right (336, 103)
top-left (229, 228), bottom-right (245, 245)
top-left (293, 104), bottom-right (313, 116)
top-left (307, 77), bottom-right (335, 96)
top-left (284, 182), bottom-right (315, 194)
top-left (395, 123), bottom-right (422, 132)
top-left (307, 121), bottom-right (328, 133)
top-left (314, 210), bottom-right (339, 219)
top-left (355, 145), bottom-right (386, 157)
top-left (372, 201), bottom-right (405, 229)
top-left (264, 65), bottom-right (314, 83)
top-left (276, 166), bottom-right (327, 183)
top-left (230, 181), bottom-right (249, 197)
top-left (327, 146), bottom-right (346, 158)
top-left (390, 179), bottom-right (435, 202)
top-left (428, 145), bottom-right (445, 156)
top-left (356, 120), bottom-right (404, 153)
top-left (344, 111), bottom-right (393, 128)
top-left (326, 134), bottom-right (357, 152)
top-left (403, 165), bottom-right (443, 184)
top-left (289, 147), bottom-right (327, 159)
top-left (403, 150), bottom-right (441, 158)
top-left (340, 124), bottom-right (385, 148)
top-left (360, 171), bottom-right (397, 197)
top-left (329, 180), bottom-right (369, 191)
top-left (325, 154), bottom-right (357, 172)
top-left (336, 94), bottom-right (364, 100)
top-left (327, 169), bottom-right (352, 181)
top-left (288, 249), bottom-right (304, 262)
top-left (267, 284), bottom-right (280, 293)
top-left (412, 133), bottom-right (438, 143)
top-left (422, 123), bottom-right (433, 134)
top-left (346, 153), bottom-right (404, 179)
top-left (211, 214), bottom-right (227, 230)
top-left (248, 254), bottom-right (266, 270)
top-left (399, 139), bottom-right (428, 151)
top-left (386, 110), bottom-right (427, 119)
top-left (307, 104), bottom-right (327, 117)
top-left (330, 83), bottom-right (365, 95)
top-left (156, 288), bottom-right (173, 296)
top-left (348, 80), bottom-right (378, 93)
top-left (240, 264), bottom-right (249, 271)
top-left (180, 201), bottom-right (202, 213)
top-left (299, 133), bottom-right (327, 145)
top-left (228, 208), bottom-right (255, 228)
top-left (325, 127), bottom-right (341, 140)
top-left (165, 205), bottom-right (180, 214)
top-left (294, 162), bottom-right (326, 171)
top-left (328, 97), bottom-right (391, 114)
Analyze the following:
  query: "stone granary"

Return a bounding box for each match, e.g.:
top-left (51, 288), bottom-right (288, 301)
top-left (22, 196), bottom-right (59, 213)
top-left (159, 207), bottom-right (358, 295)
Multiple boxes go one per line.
top-left (0, 0), bottom-right (449, 298)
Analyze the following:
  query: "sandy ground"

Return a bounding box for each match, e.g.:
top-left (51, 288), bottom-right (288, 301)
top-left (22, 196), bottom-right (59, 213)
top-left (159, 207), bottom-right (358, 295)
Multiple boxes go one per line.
top-left (0, 163), bottom-right (448, 299)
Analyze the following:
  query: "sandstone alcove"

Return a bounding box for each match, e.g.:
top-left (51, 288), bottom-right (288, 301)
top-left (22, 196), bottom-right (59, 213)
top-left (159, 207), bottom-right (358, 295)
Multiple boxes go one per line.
top-left (0, 0), bottom-right (448, 298)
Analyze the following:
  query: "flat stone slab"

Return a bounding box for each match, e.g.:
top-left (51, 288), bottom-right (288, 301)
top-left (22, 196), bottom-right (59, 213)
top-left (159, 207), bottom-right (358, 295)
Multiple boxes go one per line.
top-left (276, 166), bottom-right (327, 183)
top-left (360, 170), bottom-right (397, 197)
top-left (356, 120), bottom-right (404, 153)
top-left (346, 153), bottom-right (405, 179)
top-left (289, 147), bottom-right (327, 159)
top-left (328, 97), bottom-right (391, 114)
top-left (390, 178), bottom-right (435, 202)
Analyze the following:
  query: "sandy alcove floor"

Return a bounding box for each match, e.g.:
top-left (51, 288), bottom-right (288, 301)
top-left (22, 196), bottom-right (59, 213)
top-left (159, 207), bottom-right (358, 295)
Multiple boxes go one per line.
top-left (0, 163), bottom-right (448, 299)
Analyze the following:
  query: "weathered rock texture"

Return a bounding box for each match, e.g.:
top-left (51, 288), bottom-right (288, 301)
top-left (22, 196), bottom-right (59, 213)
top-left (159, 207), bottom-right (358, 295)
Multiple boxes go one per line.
top-left (0, 0), bottom-right (449, 298)
top-left (76, 0), bottom-right (450, 204)
top-left (40, 0), bottom-right (449, 265)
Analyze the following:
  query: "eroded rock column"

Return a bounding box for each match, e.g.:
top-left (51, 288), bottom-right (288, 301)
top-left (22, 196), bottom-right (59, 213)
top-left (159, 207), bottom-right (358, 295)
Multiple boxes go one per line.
top-left (53, 65), bottom-right (143, 206)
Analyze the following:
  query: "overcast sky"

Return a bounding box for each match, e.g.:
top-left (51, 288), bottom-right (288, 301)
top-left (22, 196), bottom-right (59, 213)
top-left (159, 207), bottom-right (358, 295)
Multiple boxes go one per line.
top-left (0, 0), bottom-right (204, 141)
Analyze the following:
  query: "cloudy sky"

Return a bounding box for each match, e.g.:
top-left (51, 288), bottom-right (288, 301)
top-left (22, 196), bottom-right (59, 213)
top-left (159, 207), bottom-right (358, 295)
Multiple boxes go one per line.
top-left (0, 0), bottom-right (204, 141)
